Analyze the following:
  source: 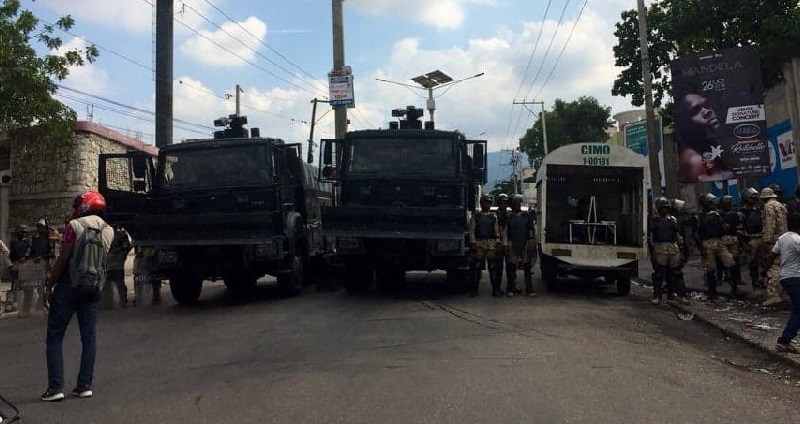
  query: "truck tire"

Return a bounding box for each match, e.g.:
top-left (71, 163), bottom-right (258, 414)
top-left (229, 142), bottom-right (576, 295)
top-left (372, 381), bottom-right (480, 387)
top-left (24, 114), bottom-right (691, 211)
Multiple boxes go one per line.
top-left (277, 253), bottom-right (304, 297)
top-left (345, 265), bottom-right (373, 294)
top-left (541, 256), bottom-right (558, 292)
top-left (170, 276), bottom-right (202, 304)
top-left (616, 273), bottom-right (631, 296)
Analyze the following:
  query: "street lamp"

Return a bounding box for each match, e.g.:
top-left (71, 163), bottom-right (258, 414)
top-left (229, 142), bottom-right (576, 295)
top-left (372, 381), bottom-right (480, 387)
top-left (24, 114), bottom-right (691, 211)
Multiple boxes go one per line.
top-left (376, 70), bottom-right (485, 125)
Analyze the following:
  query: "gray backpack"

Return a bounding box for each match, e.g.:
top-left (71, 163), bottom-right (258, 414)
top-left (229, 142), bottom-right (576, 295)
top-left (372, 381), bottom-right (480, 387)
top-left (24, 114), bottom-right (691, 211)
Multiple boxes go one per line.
top-left (69, 219), bottom-right (109, 297)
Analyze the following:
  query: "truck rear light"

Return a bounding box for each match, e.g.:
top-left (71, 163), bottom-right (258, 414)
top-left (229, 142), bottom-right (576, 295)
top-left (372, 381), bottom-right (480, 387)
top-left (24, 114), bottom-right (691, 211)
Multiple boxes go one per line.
top-left (552, 248), bottom-right (571, 257)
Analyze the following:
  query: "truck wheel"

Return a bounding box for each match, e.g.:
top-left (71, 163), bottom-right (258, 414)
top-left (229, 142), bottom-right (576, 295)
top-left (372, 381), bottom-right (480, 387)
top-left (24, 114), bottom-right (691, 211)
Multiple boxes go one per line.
top-left (616, 274), bottom-right (632, 296)
top-left (170, 276), bottom-right (202, 304)
top-left (277, 254), bottom-right (304, 297)
top-left (345, 266), bottom-right (373, 294)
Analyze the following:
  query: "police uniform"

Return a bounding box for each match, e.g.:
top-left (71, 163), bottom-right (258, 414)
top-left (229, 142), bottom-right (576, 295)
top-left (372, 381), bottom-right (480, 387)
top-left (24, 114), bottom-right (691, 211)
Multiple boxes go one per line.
top-left (503, 196), bottom-right (537, 297)
top-left (762, 194), bottom-right (788, 304)
top-left (693, 195), bottom-right (735, 301)
top-left (649, 209), bottom-right (687, 302)
top-left (468, 208), bottom-right (501, 296)
top-left (493, 195), bottom-right (510, 294)
top-left (739, 200), bottom-right (763, 288)
top-left (718, 199), bottom-right (743, 296)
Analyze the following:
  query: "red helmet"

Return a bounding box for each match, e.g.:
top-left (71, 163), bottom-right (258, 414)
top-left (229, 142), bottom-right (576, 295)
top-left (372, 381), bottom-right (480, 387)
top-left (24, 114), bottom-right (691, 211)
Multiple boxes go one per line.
top-left (72, 191), bottom-right (106, 218)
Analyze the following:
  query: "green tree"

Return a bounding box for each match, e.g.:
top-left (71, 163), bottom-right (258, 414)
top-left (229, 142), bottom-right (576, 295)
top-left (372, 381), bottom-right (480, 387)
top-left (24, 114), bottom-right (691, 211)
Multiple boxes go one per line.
top-left (612, 0), bottom-right (800, 116)
top-left (0, 0), bottom-right (98, 145)
top-left (518, 96), bottom-right (612, 168)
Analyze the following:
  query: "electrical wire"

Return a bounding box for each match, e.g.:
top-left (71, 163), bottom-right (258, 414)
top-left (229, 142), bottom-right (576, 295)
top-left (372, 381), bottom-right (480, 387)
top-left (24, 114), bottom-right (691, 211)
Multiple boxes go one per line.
top-left (532, 0), bottom-right (589, 101)
top-left (512, 0), bottom-right (553, 101)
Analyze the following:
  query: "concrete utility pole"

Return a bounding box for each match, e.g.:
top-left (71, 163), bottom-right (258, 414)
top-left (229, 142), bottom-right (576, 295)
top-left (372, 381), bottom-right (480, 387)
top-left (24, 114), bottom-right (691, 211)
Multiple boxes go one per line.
top-left (513, 100), bottom-right (549, 154)
top-left (308, 98), bottom-right (329, 164)
top-left (637, 0), bottom-right (663, 196)
top-left (235, 84), bottom-right (243, 117)
top-left (332, 0), bottom-right (347, 139)
top-left (155, 0), bottom-right (174, 147)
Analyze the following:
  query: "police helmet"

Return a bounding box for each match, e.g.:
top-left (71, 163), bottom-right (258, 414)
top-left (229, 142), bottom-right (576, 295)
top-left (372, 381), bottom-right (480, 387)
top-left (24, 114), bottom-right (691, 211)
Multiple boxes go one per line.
top-left (769, 184), bottom-right (783, 197)
top-left (760, 187), bottom-right (778, 199)
top-left (670, 198), bottom-right (686, 212)
top-left (719, 195), bottom-right (733, 210)
top-left (496, 193), bottom-right (510, 205)
top-left (699, 193), bottom-right (718, 209)
top-left (654, 196), bottom-right (670, 210)
top-left (743, 187), bottom-right (759, 201)
top-left (511, 194), bottom-right (525, 210)
top-left (480, 194), bottom-right (493, 204)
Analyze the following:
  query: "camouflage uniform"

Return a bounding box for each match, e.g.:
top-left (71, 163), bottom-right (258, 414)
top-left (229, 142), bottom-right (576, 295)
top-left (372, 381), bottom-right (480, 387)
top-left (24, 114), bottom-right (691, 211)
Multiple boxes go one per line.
top-left (762, 197), bottom-right (788, 302)
top-left (649, 211), bottom-right (687, 302)
top-left (739, 203), bottom-right (763, 288)
top-left (718, 200), bottom-right (743, 296)
top-left (503, 207), bottom-right (537, 296)
top-left (468, 209), bottom-right (501, 296)
top-left (694, 200), bottom-right (735, 301)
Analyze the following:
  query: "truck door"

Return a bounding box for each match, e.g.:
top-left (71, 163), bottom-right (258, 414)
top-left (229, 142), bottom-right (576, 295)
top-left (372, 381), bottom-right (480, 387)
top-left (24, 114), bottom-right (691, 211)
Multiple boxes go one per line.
top-left (98, 152), bottom-right (154, 224)
top-left (274, 143), bottom-right (304, 214)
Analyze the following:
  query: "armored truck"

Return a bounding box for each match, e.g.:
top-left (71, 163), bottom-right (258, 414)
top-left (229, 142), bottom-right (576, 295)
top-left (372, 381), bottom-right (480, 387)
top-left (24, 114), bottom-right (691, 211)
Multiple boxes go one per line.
top-left (320, 106), bottom-right (487, 293)
top-left (536, 142), bottom-right (649, 295)
top-left (98, 115), bottom-right (333, 304)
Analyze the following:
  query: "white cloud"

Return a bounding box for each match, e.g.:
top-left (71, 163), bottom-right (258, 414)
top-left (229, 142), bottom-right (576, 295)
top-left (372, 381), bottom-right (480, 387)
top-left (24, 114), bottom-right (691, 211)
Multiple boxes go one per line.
top-left (37, 0), bottom-right (212, 34)
top-left (348, 0), bottom-right (495, 30)
top-left (56, 37), bottom-right (110, 95)
top-left (180, 16), bottom-right (267, 67)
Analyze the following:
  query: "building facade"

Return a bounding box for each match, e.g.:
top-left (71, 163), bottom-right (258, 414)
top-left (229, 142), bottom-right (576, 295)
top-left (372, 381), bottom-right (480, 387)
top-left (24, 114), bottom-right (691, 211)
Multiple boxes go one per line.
top-left (0, 121), bottom-right (157, 243)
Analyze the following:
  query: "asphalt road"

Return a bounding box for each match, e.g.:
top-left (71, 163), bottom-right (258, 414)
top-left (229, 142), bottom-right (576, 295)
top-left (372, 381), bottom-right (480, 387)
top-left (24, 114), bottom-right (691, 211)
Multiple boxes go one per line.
top-left (1, 273), bottom-right (799, 424)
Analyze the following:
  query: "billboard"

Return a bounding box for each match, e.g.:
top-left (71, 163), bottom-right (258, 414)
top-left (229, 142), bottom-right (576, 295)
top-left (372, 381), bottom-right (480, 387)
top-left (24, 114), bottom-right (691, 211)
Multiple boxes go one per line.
top-left (670, 47), bottom-right (769, 184)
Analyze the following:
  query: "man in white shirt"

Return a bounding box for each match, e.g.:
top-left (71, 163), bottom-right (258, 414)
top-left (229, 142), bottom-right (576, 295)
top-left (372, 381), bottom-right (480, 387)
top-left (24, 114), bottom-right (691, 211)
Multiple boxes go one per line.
top-left (762, 212), bottom-right (800, 354)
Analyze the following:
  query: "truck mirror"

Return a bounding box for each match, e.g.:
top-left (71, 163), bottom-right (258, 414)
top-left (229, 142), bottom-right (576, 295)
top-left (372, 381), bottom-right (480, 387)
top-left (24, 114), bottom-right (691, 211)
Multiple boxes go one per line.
top-left (132, 154), bottom-right (149, 179)
top-left (473, 144), bottom-right (485, 169)
top-left (323, 141), bottom-right (333, 166)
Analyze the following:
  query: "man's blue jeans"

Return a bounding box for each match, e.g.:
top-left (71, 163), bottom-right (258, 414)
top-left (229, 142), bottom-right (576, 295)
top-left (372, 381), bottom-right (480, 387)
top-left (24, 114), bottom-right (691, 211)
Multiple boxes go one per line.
top-left (778, 277), bottom-right (800, 345)
top-left (46, 282), bottom-right (99, 390)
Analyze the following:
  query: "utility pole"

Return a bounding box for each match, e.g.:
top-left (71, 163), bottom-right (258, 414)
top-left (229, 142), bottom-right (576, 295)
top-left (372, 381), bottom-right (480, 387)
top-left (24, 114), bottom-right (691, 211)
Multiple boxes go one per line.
top-left (513, 100), bottom-right (549, 154)
top-left (331, 0), bottom-right (347, 139)
top-left (235, 84), bottom-right (243, 117)
top-left (637, 0), bottom-right (663, 196)
top-left (155, 0), bottom-right (174, 147)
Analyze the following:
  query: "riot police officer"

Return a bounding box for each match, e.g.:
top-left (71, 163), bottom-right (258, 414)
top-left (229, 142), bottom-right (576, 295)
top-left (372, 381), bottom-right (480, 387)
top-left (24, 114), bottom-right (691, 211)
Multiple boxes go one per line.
top-left (761, 187), bottom-right (788, 307)
top-left (718, 195), bottom-right (743, 298)
top-left (467, 194), bottom-right (502, 297)
top-left (693, 193), bottom-right (736, 302)
top-left (504, 195), bottom-right (537, 297)
top-left (493, 193), bottom-right (511, 294)
top-left (649, 197), bottom-right (689, 305)
top-left (739, 188), bottom-right (764, 292)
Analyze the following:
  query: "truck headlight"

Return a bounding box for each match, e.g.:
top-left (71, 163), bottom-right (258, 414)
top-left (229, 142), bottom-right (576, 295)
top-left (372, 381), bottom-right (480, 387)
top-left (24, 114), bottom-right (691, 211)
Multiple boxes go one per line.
top-left (338, 238), bottom-right (362, 253)
top-left (157, 250), bottom-right (178, 264)
top-left (435, 239), bottom-right (461, 252)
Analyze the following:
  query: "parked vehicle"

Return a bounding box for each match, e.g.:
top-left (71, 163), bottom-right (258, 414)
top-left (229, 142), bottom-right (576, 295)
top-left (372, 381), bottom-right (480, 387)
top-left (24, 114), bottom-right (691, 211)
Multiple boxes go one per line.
top-left (98, 115), bottom-right (333, 304)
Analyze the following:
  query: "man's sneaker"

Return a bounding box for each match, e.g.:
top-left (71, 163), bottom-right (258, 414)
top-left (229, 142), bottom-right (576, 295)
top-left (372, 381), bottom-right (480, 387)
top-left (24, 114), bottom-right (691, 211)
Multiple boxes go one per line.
top-left (41, 388), bottom-right (65, 402)
top-left (762, 297), bottom-right (783, 307)
top-left (71, 387), bottom-right (93, 398)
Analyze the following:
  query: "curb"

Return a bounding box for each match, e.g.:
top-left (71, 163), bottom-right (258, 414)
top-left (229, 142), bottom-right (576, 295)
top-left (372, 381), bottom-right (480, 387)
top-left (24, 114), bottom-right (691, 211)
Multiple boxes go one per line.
top-left (633, 277), bottom-right (800, 369)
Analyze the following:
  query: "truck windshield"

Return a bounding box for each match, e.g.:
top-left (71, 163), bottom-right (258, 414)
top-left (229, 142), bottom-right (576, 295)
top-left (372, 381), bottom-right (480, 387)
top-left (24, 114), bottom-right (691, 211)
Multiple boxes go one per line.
top-left (344, 138), bottom-right (456, 178)
top-left (157, 144), bottom-right (271, 193)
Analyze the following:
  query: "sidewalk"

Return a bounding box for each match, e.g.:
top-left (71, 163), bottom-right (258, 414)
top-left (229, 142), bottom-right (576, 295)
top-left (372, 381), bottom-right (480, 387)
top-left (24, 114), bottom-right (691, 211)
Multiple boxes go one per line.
top-left (635, 258), bottom-right (800, 369)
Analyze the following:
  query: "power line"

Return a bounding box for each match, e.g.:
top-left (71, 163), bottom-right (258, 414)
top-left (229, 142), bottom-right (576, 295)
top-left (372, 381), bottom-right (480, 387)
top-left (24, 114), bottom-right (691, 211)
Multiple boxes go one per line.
top-left (199, 0), bottom-right (325, 91)
top-left (532, 0), bottom-right (589, 101)
top-left (512, 0), bottom-right (553, 101)
top-left (179, 1), bottom-right (328, 99)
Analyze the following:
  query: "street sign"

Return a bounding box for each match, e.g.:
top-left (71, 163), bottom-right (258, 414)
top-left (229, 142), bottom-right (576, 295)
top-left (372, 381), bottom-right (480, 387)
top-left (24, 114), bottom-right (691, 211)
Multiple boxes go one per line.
top-left (328, 73), bottom-right (355, 107)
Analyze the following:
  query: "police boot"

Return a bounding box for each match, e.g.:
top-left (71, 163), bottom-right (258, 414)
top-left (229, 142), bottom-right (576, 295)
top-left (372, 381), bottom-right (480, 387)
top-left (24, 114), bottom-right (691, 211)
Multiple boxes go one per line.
top-left (749, 263), bottom-right (761, 289)
top-left (728, 266), bottom-right (742, 299)
top-left (524, 266), bottom-right (536, 297)
top-left (506, 262), bottom-right (518, 297)
top-left (706, 271), bottom-right (719, 302)
top-left (670, 270), bottom-right (690, 304)
top-left (488, 261), bottom-right (501, 296)
top-left (652, 268), bottom-right (665, 305)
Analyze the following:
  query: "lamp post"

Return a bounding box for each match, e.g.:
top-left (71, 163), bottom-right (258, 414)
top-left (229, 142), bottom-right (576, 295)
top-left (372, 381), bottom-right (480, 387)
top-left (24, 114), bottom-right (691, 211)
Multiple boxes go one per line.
top-left (376, 70), bottom-right (485, 125)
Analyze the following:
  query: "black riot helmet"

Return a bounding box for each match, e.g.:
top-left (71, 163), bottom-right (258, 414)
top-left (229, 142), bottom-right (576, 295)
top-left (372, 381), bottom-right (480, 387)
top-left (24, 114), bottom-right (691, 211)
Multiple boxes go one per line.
top-left (511, 194), bottom-right (524, 212)
top-left (719, 195), bottom-right (733, 211)
top-left (699, 193), bottom-right (718, 211)
top-left (769, 184), bottom-right (783, 199)
top-left (743, 187), bottom-right (759, 204)
top-left (654, 196), bottom-right (670, 212)
top-left (496, 193), bottom-right (510, 207)
top-left (480, 193), bottom-right (493, 204)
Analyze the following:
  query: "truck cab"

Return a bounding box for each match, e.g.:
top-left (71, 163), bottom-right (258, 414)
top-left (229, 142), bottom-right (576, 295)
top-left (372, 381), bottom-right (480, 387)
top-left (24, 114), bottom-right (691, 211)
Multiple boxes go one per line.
top-left (98, 115), bottom-right (333, 304)
top-left (536, 143), bottom-right (649, 295)
top-left (320, 106), bottom-right (487, 293)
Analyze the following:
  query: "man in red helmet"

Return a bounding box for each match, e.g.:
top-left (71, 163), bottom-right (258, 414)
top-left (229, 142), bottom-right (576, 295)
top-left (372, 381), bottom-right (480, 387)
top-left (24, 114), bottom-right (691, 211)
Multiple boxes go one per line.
top-left (41, 191), bottom-right (114, 402)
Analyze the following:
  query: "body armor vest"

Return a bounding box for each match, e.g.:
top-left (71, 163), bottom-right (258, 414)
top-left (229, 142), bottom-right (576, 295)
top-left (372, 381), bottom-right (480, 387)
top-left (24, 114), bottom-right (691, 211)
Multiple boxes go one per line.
top-left (9, 239), bottom-right (28, 263)
top-left (496, 209), bottom-right (509, 228)
top-left (741, 207), bottom-right (763, 234)
top-left (473, 212), bottom-right (497, 239)
top-left (651, 216), bottom-right (678, 243)
top-left (698, 211), bottom-right (723, 240)
top-left (507, 212), bottom-right (533, 251)
top-left (720, 210), bottom-right (740, 236)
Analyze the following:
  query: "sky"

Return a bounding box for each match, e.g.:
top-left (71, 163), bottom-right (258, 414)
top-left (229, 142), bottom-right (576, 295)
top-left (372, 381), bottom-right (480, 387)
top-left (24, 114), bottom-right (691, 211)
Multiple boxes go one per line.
top-left (23, 0), bottom-right (650, 152)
